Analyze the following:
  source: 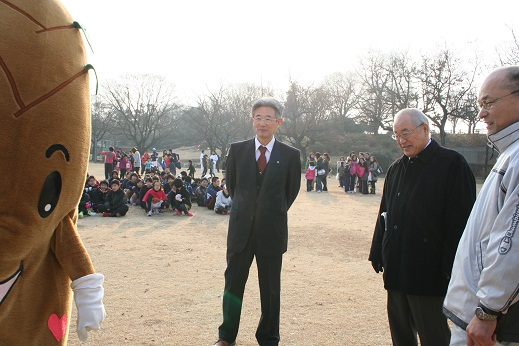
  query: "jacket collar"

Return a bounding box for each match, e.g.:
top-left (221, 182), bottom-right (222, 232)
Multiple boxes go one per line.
top-left (397, 138), bottom-right (440, 165)
top-left (487, 120), bottom-right (519, 154)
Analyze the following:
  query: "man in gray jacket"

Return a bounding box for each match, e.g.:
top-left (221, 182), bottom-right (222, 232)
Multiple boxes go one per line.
top-left (444, 66), bottom-right (519, 346)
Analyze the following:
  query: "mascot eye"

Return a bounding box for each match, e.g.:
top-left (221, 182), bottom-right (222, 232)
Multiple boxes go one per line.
top-left (38, 171), bottom-right (62, 218)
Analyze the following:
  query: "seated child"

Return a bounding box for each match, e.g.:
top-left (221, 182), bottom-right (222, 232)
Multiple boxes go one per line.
top-left (139, 178), bottom-right (153, 211)
top-left (97, 179), bottom-right (129, 217)
top-left (77, 191), bottom-right (91, 218)
top-left (184, 176), bottom-right (195, 197)
top-left (84, 175), bottom-right (99, 196)
top-left (205, 176), bottom-right (221, 210)
top-left (195, 178), bottom-right (208, 207)
top-left (163, 174), bottom-right (175, 195)
top-left (142, 180), bottom-right (168, 216)
top-left (130, 179), bottom-right (143, 206)
top-left (108, 170), bottom-right (120, 186)
top-left (92, 180), bottom-right (111, 212)
top-left (171, 178), bottom-right (193, 216)
top-left (214, 184), bottom-right (232, 215)
top-left (122, 172), bottom-right (138, 201)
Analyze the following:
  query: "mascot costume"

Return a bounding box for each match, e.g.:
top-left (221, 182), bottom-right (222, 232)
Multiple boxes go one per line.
top-left (0, 0), bottom-right (105, 344)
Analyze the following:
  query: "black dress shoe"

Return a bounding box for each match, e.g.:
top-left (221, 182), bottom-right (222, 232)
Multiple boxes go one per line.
top-left (213, 339), bottom-right (236, 346)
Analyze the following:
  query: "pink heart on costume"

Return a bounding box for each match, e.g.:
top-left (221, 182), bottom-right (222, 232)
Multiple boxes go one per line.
top-left (48, 313), bottom-right (68, 342)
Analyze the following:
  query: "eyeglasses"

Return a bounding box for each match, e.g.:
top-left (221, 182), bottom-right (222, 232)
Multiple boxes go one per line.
top-left (478, 89), bottom-right (519, 111)
top-left (392, 123), bottom-right (424, 141)
top-left (253, 116), bottom-right (277, 124)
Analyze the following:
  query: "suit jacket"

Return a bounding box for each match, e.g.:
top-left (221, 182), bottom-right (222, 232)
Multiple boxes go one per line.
top-left (225, 138), bottom-right (301, 256)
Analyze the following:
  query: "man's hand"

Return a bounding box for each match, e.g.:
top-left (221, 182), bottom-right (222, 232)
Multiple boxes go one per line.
top-left (466, 315), bottom-right (497, 346)
top-left (371, 261), bottom-right (383, 273)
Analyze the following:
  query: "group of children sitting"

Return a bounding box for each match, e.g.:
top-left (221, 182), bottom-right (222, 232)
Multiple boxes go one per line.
top-left (78, 169), bottom-right (233, 218)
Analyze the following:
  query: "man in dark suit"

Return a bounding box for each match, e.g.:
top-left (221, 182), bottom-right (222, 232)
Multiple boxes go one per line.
top-left (213, 98), bottom-right (301, 346)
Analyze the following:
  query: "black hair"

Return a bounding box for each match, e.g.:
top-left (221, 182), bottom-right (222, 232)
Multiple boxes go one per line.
top-left (508, 68), bottom-right (519, 90)
top-left (110, 179), bottom-right (120, 186)
top-left (173, 178), bottom-right (184, 189)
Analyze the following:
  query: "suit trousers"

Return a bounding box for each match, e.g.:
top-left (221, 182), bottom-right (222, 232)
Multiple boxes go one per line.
top-left (387, 290), bottom-right (450, 346)
top-left (218, 226), bottom-right (283, 346)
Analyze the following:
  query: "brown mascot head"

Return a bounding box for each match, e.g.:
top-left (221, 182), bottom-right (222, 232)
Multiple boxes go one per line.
top-left (0, 0), bottom-right (90, 260)
top-left (0, 1), bottom-right (104, 345)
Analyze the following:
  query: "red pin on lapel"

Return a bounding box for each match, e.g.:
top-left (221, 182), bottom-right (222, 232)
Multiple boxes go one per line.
top-left (48, 313), bottom-right (68, 342)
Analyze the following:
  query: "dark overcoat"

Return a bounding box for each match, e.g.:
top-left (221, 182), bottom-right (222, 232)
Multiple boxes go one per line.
top-left (369, 139), bottom-right (476, 296)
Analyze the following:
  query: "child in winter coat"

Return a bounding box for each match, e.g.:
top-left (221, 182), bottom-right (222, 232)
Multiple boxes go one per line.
top-left (214, 185), bottom-right (232, 214)
top-left (195, 178), bottom-right (208, 207)
top-left (97, 179), bottom-right (129, 217)
top-left (139, 178), bottom-right (153, 211)
top-left (187, 160), bottom-right (196, 178)
top-left (171, 178), bottom-right (193, 216)
top-left (142, 181), bottom-right (168, 216)
top-left (84, 175), bottom-right (99, 196)
top-left (92, 180), bottom-right (111, 212)
top-left (305, 161), bottom-right (316, 192)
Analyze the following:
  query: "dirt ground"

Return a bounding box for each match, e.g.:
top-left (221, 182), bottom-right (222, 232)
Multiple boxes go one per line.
top-left (69, 154), bottom-right (392, 346)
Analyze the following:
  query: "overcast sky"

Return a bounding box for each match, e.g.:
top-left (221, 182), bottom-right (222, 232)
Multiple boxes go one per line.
top-left (62, 0), bottom-right (518, 103)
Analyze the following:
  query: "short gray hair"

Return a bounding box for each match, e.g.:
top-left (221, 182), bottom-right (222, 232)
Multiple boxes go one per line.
top-left (395, 108), bottom-right (429, 128)
top-left (251, 97), bottom-right (283, 118)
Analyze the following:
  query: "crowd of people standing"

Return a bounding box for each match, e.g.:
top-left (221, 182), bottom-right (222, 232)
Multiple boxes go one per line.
top-left (305, 151), bottom-right (381, 194)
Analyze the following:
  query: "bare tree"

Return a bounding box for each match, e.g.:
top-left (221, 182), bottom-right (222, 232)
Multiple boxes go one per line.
top-left (418, 47), bottom-right (478, 145)
top-left (355, 51), bottom-right (393, 133)
top-left (90, 95), bottom-right (115, 161)
top-left (104, 74), bottom-right (178, 151)
top-left (187, 83), bottom-right (267, 159)
top-left (321, 72), bottom-right (357, 134)
top-left (384, 51), bottom-right (420, 118)
top-left (459, 87), bottom-right (481, 134)
top-left (497, 26), bottom-right (519, 65)
top-left (279, 79), bottom-right (331, 161)
top-left (225, 83), bottom-right (268, 142)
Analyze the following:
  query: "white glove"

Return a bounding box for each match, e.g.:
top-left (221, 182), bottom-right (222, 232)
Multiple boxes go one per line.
top-left (71, 273), bottom-right (106, 342)
top-left (175, 194), bottom-right (182, 202)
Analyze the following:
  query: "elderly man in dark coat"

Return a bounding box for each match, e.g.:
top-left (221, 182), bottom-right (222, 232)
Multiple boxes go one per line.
top-left (369, 108), bottom-right (476, 346)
